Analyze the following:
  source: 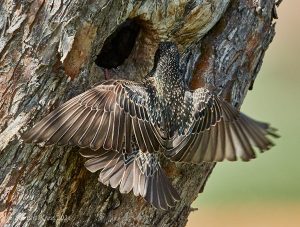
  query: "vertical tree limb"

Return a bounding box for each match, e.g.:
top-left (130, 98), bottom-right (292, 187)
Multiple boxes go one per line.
top-left (0, 0), bottom-right (278, 226)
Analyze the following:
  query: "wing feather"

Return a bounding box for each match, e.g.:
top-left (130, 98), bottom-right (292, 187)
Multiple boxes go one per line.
top-left (164, 88), bottom-right (278, 163)
top-left (22, 80), bottom-right (162, 154)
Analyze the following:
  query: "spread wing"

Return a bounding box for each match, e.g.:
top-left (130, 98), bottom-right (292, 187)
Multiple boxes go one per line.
top-left (165, 88), bottom-right (279, 163)
top-left (22, 80), bottom-right (161, 154)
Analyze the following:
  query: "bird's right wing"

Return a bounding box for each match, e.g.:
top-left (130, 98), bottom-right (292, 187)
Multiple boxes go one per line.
top-left (164, 88), bottom-right (279, 163)
top-left (22, 80), bottom-right (161, 154)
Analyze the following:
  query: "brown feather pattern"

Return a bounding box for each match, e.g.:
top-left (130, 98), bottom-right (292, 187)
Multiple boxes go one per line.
top-left (23, 80), bottom-right (161, 154)
top-left (164, 89), bottom-right (278, 163)
top-left (22, 42), bottom-right (278, 210)
top-left (80, 147), bottom-right (180, 210)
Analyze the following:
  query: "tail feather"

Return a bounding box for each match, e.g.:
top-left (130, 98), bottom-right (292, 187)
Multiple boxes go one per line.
top-left (144, 166), bottom-right (180, 210)
top-left (79, 148), bottom-right (180, 210)
top-left (119, 161), bottom-right (134, 193)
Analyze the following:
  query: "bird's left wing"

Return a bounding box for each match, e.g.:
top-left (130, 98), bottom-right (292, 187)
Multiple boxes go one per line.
top-left (164, 88), bottom-right (278, 163)
top-left (22, 80), bottom-right (161, 154)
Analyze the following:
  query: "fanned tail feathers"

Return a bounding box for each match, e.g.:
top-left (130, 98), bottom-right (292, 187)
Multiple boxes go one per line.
top-left (80, 148), bottom-right (180, 210)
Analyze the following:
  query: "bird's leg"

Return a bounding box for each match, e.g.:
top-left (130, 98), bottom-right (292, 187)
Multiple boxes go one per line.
top-left (219, 80), bottom-right (234, 103)
top-left (104, 68), bottom-right (110, 80)
top-left (104, 68), bottom-right (119, 80)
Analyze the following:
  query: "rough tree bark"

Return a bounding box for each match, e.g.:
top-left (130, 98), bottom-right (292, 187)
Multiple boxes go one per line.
top-left (0, 0), bottom-right (279, 226)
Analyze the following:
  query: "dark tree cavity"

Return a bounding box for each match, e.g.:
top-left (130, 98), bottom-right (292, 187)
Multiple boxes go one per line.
top-left (95, 19), bottom-right (141, 69)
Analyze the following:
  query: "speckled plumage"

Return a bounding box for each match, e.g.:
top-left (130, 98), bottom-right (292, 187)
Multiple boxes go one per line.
top-left (22, 42), bottom-right (278, 210)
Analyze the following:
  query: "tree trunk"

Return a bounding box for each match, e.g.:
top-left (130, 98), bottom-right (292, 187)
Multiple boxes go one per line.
top-left (0, 0), bottom-right (278, 226)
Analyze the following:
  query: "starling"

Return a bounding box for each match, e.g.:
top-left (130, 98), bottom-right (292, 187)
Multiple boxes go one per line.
top-left (22, 42), bottom-right (278, 210)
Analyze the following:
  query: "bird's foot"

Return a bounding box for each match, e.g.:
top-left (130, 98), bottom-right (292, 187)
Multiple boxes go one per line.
top-left (104, 68), bottom-right (110, 80)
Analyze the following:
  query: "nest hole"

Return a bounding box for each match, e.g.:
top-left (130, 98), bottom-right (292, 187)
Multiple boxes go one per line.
top-left (95, 19), bottom-right (141, 69)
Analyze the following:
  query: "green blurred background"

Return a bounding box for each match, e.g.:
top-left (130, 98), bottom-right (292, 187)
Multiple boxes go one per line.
top-left (188, 2), bottom-right (300, 226)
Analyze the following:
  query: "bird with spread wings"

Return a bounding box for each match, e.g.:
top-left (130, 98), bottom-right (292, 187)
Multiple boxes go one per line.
top-left (22, 42), bottom-right (278, 210)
